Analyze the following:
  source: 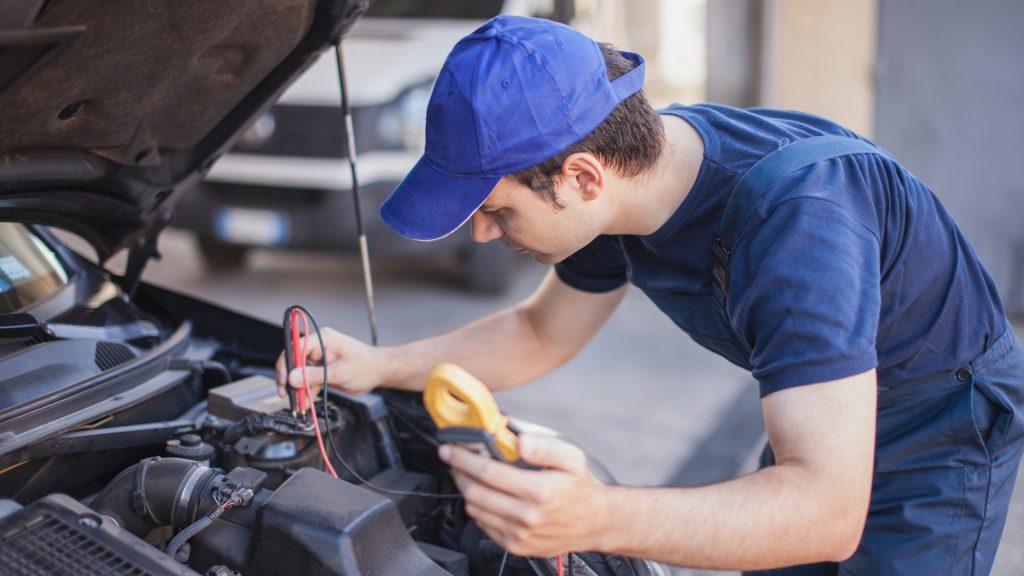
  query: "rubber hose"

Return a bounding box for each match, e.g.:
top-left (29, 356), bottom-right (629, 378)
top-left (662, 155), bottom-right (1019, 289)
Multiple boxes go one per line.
top-left (91, 457), bottom-right (222, 536)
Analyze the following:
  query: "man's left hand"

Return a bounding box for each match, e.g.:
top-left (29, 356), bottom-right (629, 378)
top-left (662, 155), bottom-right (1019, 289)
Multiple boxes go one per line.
top-left (439, 433), bottom-right (609, 557)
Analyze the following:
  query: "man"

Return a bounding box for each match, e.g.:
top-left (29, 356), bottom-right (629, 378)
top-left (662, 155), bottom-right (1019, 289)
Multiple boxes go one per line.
top-left (276, 15), bottom-right (1024, 575)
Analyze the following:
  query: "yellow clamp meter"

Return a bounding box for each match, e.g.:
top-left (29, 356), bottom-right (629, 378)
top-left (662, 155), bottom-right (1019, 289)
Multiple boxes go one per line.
top-left (424, 362), bottom-right (528, 466)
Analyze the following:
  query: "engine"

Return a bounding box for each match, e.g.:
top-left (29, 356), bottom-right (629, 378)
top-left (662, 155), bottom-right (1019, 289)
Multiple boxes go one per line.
top-left (0, 375), bottom-right (472, 576)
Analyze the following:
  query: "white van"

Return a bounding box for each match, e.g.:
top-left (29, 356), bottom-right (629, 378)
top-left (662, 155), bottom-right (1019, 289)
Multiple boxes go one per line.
top-left (173, 0), bottom-right (571, 292)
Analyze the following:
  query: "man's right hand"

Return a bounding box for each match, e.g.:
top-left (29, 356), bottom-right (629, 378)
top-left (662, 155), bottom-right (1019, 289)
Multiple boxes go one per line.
top-left (274, 327), bottom-right (385, 399)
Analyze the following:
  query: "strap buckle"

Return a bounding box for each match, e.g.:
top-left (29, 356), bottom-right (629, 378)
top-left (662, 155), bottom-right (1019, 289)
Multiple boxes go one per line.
top-left (711, 236), bottom-right (731, 296)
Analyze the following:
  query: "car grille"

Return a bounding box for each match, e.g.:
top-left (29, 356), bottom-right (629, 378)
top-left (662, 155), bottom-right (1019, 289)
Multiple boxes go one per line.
top-left (0, 496), bottom-right (195, 576)
top-left (233, 103), bottom-right (390, 158)
top-left (1, 512), bottom-right (151, 576)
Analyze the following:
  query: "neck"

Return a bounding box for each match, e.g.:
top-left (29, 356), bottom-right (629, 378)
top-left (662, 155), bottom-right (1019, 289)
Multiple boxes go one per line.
top-left (609, 114), bottom-right (704, 236)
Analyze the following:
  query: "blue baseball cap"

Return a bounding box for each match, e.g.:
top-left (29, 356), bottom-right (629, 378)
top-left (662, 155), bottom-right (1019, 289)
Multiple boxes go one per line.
top-left (380, 15), bottom-right (646, 241)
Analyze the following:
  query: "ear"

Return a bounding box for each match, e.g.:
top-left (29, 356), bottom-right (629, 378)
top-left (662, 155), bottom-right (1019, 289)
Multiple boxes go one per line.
top-left (561, 152), bottom-right (606, 201)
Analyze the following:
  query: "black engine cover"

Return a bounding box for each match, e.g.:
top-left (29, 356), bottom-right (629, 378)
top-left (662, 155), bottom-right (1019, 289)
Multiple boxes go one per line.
top-left (246, 468), bottom-right (450, 576)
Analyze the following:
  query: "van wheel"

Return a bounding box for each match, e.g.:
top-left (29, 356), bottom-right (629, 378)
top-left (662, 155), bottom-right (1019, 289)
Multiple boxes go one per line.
top-left (463, 242), bottom-right (516, 293)
top-left (198, 237), bottom-right (249, 271)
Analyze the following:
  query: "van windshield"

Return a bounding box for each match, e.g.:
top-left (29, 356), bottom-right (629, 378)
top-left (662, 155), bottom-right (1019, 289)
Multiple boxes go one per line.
top-left (364, 0), bottom-right (505, 19)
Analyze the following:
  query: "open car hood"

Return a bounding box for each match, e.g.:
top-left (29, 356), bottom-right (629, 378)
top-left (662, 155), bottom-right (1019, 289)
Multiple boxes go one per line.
top-left (0, 0), bottom-right (368, 264)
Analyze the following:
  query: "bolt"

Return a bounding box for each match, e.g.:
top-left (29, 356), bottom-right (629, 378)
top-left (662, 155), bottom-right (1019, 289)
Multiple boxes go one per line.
top-left (78, 515), bottom-right (100, 528)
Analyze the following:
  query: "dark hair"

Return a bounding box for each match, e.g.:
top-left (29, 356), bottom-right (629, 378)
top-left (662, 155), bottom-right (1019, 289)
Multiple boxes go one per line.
top-left (510, 42), bottom-right (665, 207)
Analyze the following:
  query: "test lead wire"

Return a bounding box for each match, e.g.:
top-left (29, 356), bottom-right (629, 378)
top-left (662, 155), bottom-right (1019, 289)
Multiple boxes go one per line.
top-left (334, 40), bottom-right (379, 347)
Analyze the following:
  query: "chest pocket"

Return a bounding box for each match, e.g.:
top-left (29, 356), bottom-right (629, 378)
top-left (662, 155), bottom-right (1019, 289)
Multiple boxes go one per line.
top-left (645, 135), bottom-right (891, 370)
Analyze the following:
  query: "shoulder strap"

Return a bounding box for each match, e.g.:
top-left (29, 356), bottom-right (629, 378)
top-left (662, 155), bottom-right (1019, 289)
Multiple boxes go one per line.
top-left (711, 135), bottom-right (890, 305)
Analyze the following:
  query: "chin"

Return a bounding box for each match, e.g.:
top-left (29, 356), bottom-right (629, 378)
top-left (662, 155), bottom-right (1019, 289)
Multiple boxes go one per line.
top-left (534, 252), bottom-right (564, 265)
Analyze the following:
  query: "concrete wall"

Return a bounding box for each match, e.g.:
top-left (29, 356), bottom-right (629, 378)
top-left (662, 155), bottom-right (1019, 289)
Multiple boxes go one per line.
top-left (707, 0), bottom-right (762, 108)
top-left (874, 0), bottom-right (1024, 315)
top-left (762, 0), bottom-right (878, 137)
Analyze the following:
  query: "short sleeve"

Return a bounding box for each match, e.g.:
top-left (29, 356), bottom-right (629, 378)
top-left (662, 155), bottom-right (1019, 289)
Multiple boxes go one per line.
top-left (555, 235), bottom-right (629, 293)
top-left (729, 197), bottom-right (881, 397)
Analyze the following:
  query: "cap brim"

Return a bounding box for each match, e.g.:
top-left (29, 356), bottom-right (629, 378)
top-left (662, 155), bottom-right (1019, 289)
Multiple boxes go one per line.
top-left (381, 156), bottom-right (501, 241)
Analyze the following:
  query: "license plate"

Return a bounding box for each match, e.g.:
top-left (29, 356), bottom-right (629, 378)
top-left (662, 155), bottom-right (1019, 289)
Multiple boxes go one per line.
top-left (214, 207), bottom-right (289, 246)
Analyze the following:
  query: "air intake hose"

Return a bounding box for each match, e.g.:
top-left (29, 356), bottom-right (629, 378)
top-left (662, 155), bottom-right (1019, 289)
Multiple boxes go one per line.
top-left (90, 457), bottom-right (223, 537)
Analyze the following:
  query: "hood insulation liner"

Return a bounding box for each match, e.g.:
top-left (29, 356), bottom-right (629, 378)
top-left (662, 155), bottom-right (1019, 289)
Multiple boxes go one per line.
top-left (0, 0), bottom-right (316, 167)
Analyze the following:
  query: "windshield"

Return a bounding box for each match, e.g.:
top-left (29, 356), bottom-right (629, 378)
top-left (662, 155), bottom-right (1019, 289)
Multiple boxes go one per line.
top-left (365, 0), bottom-right (505, 19)
top-left (0, 224), bottom-right (68, 314)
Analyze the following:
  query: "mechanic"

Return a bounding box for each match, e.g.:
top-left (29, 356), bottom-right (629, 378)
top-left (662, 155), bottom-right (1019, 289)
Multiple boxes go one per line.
top-left (276, 15), bottom-right (1024, 575)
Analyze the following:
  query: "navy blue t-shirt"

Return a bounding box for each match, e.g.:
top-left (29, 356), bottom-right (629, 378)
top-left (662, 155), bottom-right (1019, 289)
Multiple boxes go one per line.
top-left (555, 103), bottom-right (1005, 397)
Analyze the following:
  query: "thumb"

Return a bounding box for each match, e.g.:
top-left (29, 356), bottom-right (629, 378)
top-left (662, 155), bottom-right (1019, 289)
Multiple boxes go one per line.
top-left (288, 365), bottom-right (327, 389)
top-left (517, 433), bottom-right (587, 473)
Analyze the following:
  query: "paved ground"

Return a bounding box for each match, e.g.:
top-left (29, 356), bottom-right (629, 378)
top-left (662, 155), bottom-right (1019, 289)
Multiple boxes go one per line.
top-left (132, 228), bottom-right (1023, 575)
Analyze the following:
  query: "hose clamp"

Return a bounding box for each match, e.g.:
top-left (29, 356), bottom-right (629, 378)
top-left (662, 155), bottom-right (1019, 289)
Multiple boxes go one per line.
top-left (174, 462), bottom-right (209, 527)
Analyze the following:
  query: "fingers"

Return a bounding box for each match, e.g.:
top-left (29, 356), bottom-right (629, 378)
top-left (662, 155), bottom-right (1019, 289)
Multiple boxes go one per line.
top-left (274, 327), bottom-right (381, 397)
top-left (445, 449), bottom-right (577, 558)
top-left (450, 469), bottom-right (528, 521)
top-left (447, 458), bottom-right (552, 555)
top-left (297, 334), bottom-right (327, 363)
top-left (518, 433), bottom-right (588, 473)
top-left (275, 352), bottom-right (288, 396)
top-left (440, 444), bottom-right (553, 502)
top-left (288, 363), bottom-right (328, 389)
top-left (275, 358), bottom-right (326, 399)
top-left (461, 502), bottom-right (536, 556)
top-left (276, 365), bottom-right (325, 408)
top-left (442, 440), bottom-right (532, 485)
top-left (275, 333), bottom-right (332, 397)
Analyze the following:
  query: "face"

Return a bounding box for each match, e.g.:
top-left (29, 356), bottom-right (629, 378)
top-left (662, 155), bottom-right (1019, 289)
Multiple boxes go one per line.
top-left (469, 176), bottom-right (603, 264)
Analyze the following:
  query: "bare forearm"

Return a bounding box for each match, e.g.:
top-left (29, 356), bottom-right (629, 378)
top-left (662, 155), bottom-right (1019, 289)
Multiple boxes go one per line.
top-left (381, 303), bottom-right (566, 392)
top-left (379, 271), bottom-right (626, 393)
top-left (588, 375), bottom-right (877, 570)
top-left (593, 464), bottom-right (865, 570)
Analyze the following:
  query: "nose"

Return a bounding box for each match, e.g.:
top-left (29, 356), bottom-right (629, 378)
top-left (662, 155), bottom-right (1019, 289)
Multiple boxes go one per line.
top-left (470, 211), bottom-right (503, 243)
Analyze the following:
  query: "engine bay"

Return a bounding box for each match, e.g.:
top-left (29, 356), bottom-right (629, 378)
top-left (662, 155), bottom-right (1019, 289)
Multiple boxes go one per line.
top-left (1, 367), bottom-right (491, 576)
top-left (0, 235), bottom-right (658, 576)
top-left (0, 244), bottom-right (478, 575)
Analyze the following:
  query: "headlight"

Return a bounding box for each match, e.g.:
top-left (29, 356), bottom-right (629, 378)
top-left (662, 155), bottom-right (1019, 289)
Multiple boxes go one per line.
top-left (377, 81), bottom-right (432, 152)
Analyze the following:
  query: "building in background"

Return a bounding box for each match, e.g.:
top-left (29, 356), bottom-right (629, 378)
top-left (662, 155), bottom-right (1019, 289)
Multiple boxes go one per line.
top-left (572, 0), bottom-right (708, 107)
